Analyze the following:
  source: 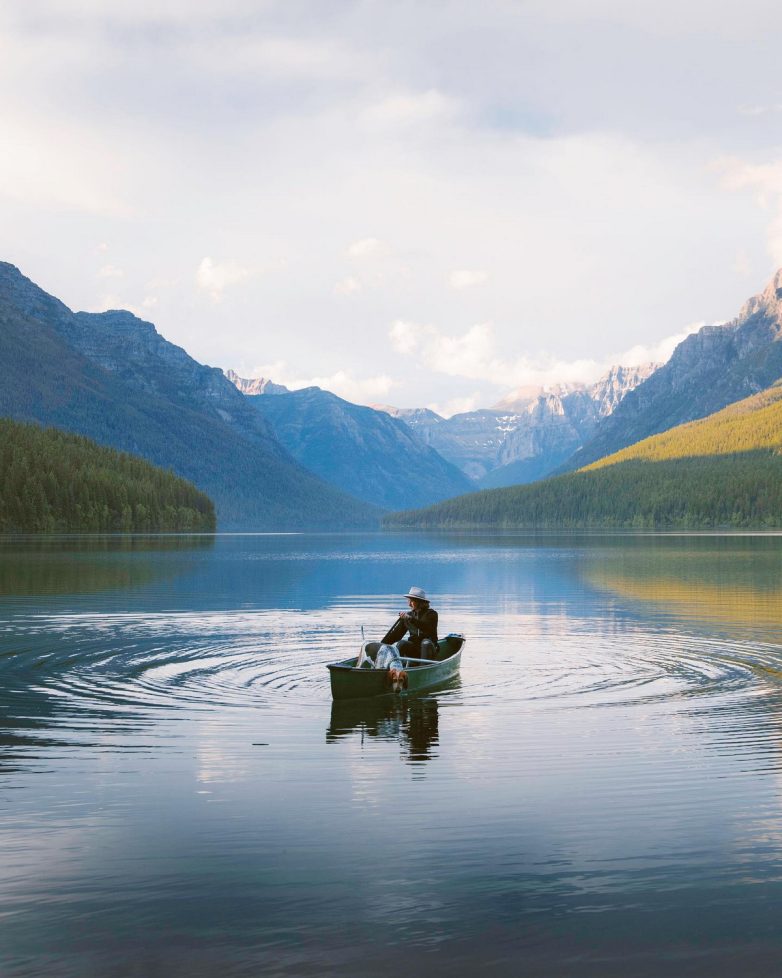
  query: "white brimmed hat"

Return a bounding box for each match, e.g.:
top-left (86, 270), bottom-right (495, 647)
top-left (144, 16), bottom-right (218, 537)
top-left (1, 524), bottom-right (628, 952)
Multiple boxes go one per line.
top-left (404, 586), bottom-right (428, 601)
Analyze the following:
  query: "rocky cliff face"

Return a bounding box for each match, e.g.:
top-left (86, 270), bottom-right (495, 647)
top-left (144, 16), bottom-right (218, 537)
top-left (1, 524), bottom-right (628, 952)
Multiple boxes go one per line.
top-left (562, 268), bottom-right (782, 471)
top-left (224, 370), bottom-right (289, 396)
top-left (64, 312), bottom-right (282, 454)
top-left (376, 364), bottom-right (656, 487)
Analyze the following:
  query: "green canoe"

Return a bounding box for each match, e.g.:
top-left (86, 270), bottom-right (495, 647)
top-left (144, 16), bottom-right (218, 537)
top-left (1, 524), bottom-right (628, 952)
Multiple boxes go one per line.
top-left (327, 633), bottom-right (465, 701)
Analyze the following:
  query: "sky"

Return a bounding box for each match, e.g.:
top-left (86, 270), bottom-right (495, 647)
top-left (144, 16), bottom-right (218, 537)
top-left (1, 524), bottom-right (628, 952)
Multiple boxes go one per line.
top-left (2, 0), bottom-right (782, 416)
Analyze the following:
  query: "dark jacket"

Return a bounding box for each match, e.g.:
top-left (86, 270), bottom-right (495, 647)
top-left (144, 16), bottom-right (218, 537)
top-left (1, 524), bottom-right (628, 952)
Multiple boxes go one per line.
top-left (382, 606), bottom-right (439, 646)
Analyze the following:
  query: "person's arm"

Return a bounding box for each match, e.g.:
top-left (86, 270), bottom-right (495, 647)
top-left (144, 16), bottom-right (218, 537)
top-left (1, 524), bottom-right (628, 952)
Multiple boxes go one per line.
top-left (381, 615), bottom-right (409, 644)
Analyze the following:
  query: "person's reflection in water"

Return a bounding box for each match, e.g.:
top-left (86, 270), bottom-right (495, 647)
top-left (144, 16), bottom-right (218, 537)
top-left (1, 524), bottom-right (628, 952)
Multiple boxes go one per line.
top-left (406, 698), bottom-right (439, 762)
top-left (327, 696), bottom-right (440, 763)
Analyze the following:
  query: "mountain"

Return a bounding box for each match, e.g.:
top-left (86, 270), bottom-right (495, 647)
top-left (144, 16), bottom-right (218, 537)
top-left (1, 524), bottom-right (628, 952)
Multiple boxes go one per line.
top-left (385, 381), bottom-right (782, 530)
top-left (371, 405), bottom-right (446, 442)
top-left (0, 417), bottom-right (215, 532)
top-left (224, 369), bottom-right (289, 396)
top-left (583, 379), bottom-right (782, 470)
top-left (375, 364), bottom-right (655, 488)
top-left (240, 385), bottom-right (473, 511)
top-left (0, 262), bottom-right (379, 529)
top-left (562, 268), bottom-right (782, 471)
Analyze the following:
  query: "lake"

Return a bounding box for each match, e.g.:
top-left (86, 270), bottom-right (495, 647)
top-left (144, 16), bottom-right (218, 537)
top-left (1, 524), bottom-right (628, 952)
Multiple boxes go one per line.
top-left (2, 531), bottom-right (782, 977)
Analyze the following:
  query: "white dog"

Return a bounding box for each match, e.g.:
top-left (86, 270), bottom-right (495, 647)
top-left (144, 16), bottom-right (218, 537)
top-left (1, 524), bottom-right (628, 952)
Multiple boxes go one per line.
top-left (358, 641), bottom-right (409, 692)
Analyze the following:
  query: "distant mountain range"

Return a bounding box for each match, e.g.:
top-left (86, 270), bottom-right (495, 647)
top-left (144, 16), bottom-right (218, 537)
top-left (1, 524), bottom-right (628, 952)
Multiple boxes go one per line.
top-left (226, 378), bottom-right (473, 511)
top-left (0, 262), bottom-right (379, 529)
top-left (373, 364), bottom-right (655, 488)
top-left (386, 380), bottom-right (782, 530)
top-left (560, 268), bottom-right (782, 471)
top-left (7, 256), bottom-right (782, 533)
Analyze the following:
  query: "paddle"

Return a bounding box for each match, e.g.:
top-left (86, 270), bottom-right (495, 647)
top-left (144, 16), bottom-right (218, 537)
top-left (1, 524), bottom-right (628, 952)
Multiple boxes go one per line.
top-left (381, 611), bottom-right (408, 645)
top-left (356, 624), bottom-right (372, 668)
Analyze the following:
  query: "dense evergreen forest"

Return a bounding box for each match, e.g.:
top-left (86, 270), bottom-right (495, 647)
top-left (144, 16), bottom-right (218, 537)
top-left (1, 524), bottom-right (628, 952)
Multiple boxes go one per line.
top-left (0, 419), bottom-right (216, 532)
top-left (386, 384), bottom-right (782, 530)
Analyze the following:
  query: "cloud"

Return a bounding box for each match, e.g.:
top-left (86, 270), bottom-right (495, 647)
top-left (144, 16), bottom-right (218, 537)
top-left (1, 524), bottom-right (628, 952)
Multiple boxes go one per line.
top-left (359, 90), bottom-right (460, 130)
top-left (390, 319), bottom-right (508, 381)
top-left (739, 104), bottom-right (782, 117)
top-left (334, 276), bottom-right (361, 296)
top-left (427, 394), bottom-right (481, 419)
top-left (346, 237), bottom-right (389, 259)
top-left (388, 320), bottom-right (419, 355)
top-left (188, 36), bottom-right (368, 82)
top-left (249, 362), bottom-right (397, 406)
top-left (449, 269), bottom-right (489, 290)
top-left (196, 257), bottom-right (252, 301)
top-left (390, 319), bottom-right (699, 389)
top-left (2, 0), bottom-right (778, 418)
top-left (93, 293), bottom-right (152, 320)
top-left (715, 156), bottom-right (782, 265)
top-left (98, 264), bottom-right (123, 279)
top-left (614, 324), bottom-right (702, 368)
top-left (0, 110), bottom-right (132, 217)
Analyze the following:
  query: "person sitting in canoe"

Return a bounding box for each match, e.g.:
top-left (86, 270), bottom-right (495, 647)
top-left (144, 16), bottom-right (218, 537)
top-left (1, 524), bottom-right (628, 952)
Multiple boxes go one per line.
top-left (381, 586), bottom-right (439, 660)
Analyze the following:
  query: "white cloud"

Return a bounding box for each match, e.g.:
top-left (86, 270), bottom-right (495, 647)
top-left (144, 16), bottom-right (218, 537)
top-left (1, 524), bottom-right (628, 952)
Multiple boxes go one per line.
top-left (196, 257), bottom-right (252, 301)
top-left (250, 361), bottom-right (397, 406)
top-left (449, 269), bottom-right (489, 290)
top-left (334, 276), bottom-right (361, 296)
top-left (188, 36), bottom-right (367, 82)
top-left (733, 250), bottom-right (753, 277)
top-left (715, 156), bottom-right (782, 265)
top-left (359, 90), bottom-right (459, 129)
top-left (0, 111), bottom-right (132, 217)
top-left (427, 394), bottom-right (481, 418)
top-left (388, 320), bottom-right (420, 355)
top-left (614, 325), bottom-right (702, 368)
top-left (739, 104), bottom-right (782, 117)
top-left (346, 237), bottom-right (388, 259)
top-left (2, 2), bottom-right (779, 417)
top-left (93, 293), bottom-right (151, 319)
top-left (249, 360), bottom-right (287, 381)
top-left (390, 319), bottom-right (700, 390)
top-left (98, 264), bottom-right (123, 279)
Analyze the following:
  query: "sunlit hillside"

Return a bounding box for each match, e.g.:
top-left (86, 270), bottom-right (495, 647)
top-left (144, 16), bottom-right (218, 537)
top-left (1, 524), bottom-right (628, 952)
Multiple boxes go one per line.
top-left (385, 383), bottom-right (782, 530)
top-left (584, 381), bottom-right (782, 470)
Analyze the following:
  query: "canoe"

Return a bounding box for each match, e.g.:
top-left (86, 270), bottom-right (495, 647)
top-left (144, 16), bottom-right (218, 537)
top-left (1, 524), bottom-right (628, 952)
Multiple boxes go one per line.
top-left (327, 633), bottom-right (465, 701)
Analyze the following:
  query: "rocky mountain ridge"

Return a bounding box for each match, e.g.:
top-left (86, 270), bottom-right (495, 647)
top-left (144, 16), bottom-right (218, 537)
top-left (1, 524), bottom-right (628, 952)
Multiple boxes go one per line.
top-left (224, 370), bottom-right (289, 396)
top-left (561, 267), bottom-right (782, 471)
top-left (374, 363), bottom-right (657, 487)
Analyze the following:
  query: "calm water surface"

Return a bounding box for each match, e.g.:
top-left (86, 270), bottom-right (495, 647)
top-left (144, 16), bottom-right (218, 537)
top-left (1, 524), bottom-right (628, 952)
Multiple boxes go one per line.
top-left (2, 531), bottom-right (782, 977)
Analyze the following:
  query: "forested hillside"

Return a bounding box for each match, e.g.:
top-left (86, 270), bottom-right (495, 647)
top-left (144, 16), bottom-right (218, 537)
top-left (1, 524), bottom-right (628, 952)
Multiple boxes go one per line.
top-left (0, 419), bottom-right (216, 532)
top-left (584, 381), bottom-right (782, 469)
top-left (0, 261), bottom-right (380, 529)
top-left (386, 383), bottom-right (782, 530)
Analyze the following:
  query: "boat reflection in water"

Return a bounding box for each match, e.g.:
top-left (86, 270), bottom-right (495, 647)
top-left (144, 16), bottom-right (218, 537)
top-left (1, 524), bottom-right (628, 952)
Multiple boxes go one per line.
top-left (327, 681), bottom-right (460, 763)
